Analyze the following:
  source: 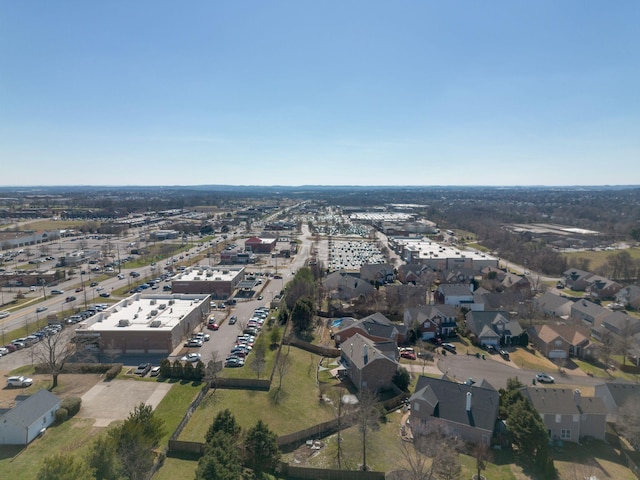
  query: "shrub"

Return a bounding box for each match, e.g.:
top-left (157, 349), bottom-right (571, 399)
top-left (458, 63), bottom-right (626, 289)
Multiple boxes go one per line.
top-left (105, 364), bottom-right (123, 380)
top-left (61, 397), bottom-right (82, 417)
top-left (55, 407), bottom-right (69, 424)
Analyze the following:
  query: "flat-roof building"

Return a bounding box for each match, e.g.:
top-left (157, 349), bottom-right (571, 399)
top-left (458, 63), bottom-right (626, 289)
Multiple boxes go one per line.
top-left (170, 266), bottom-right (244, 299)
top-left (389, 237), bottom-right (498, 271)
top-left (74, 293), bottom-right (210, 354)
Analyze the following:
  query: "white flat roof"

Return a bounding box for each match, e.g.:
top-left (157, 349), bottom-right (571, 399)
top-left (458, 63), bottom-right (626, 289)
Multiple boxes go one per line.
top-left (397, 238), bottom-right (497, 261)
top-left (175, 266), bottom-right (243, 282)
top-left (77, 293), bottom-right (209, 332)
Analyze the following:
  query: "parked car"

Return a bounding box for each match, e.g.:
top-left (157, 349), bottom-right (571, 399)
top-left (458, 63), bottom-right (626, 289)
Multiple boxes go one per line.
top-left (499, 350), bottom-right (510, 360)
top-left (134, 363), bottom-right (151, 376)
top-left (442, 343), bottom-right (457, 353)
top-left (180, 353), bottom-right (201, 362)
top-left (229, 315), bottom-right (237, 325)
top-left (400, 350), bottom-right (416, 360)
top-left (225, 356), bottom-right (245, 368)
top-left (7, 375), bottom-right (33, 387)
top-left (150, 366), bottom-right (161, 377)
top-left (207, 323), bottom-right (219, 331)
top-left (194, 332), bottom-right (210, 342)
top-left (535, 373), bottom-right (555, 384)
top-left (184, 339), bottom-right (203, 348)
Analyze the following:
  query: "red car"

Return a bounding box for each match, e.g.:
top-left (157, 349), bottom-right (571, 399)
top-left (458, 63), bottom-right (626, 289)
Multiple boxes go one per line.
top-left (400, 351), bottom-right (416, 360)
top-left (207, 323), bottom-right (219, 331)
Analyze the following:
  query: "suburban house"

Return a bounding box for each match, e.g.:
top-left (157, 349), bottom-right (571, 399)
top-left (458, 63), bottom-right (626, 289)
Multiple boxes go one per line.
top-left (435, 284), bottom-right (474, 307)
top-left (340, 333), bottom-right (399, 392)
top-left (527, 324), bottom-right (596, 360)
top-left (570, 299), bottom-right (609, 327)
top-left (464, 311), bottom-right (523, 347)
top-left (409, 376), bottom-right (499, 445)
top-left (473, 290), bottom-right (526, 313)
top-left (522, 387), bottom-right (607, 442)
top-left (588, 278), bottom-right (623, 300)
top-left (481, 266), bottom-right (507, 282)
top-left (322, 271), bottom-right (375, 301)
top-left (403, 305), bottom-right (458, 341)
top-left (592, 311), bottom-right (640, 341)
top-left (440, 268), bottom-right (477, 286)
top-left (397, 264), bottom-right (434, 285)
top-left (616, 285), bottom-right (640, 310)
top-left (359, 263), bottom-right (395, 285)
top-left (534, 291), bottom-right (573, 318)
top-left (501, 272), bottom-right (531, 293)
top-left (594, 381), bottom-right (640, 422)
top-left (563, 269), bottom-right (594, 291)
top-left (0, 389), bottom-right (61, 445)
top-left (333, 312), bottom-right (406, 347)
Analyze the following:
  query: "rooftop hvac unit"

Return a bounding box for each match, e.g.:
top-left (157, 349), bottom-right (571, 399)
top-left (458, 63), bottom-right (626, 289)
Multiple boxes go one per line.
top-left (194, 277), bottom-right (201, 281)
top-left (206, 271), bottom-right (213, 277)
top-left (118, 319), bottom-right (130, 327)
top-left (168, 300), bottom-right (175, 305)
top-left (158, 304), bottom-right (166, 310)
top-left (150, 299), bottom-right (156, 305)
top-left (150, 310), bottom-right (158, 316)
top-left (149, 320), bottom-right (161, 328)
top-left (197, 271), bottom-right (203, 275)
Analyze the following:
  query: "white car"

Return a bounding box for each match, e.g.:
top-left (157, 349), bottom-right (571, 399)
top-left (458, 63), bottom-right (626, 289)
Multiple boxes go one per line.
top-left (180, 353), bottom-right (202, 362)
top-left (0, 311), bottom-right (9, 319)
top-left (7, 375), bottom-right (34, 387)
top-left (535, 373), bottom-right (555, 384)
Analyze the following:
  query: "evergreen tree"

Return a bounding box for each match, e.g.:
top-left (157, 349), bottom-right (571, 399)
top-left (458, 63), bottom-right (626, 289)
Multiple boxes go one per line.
top-left (205, 409), bottom-right (241, 444)
top-left (243, 420), bottom-right (281, 474)
top-left (38, 453), bottom-right (95, 480)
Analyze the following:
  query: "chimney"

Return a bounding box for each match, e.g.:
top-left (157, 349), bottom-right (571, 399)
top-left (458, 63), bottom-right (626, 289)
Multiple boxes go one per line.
top-left (574, 389), bottom-right (581, 406)
top-left (363, 344), bottom-right (369, 365)
top-left (466, 391), bottom-right (472, 412)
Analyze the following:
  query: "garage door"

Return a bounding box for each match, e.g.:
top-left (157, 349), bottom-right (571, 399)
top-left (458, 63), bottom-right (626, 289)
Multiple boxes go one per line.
top-left (549, 350), bottom-right (567, 359)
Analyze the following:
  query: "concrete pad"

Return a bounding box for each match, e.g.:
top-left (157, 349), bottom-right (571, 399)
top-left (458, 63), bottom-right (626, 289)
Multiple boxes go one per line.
top-left (79, 380), bottom-right (172, 427)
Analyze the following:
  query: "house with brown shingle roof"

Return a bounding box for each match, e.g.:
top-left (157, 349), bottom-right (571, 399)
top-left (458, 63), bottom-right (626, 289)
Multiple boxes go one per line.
top-left (527, 324), bottom-right (595, 360)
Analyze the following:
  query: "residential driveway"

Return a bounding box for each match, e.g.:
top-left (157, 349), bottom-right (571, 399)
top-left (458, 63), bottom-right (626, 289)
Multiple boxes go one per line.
top-left (79, 379), bottom-right (172, 427)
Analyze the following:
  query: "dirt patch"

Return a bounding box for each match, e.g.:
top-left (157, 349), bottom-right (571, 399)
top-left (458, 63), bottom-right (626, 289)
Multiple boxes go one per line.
top-left (0, 373), bottom-right (102, 409)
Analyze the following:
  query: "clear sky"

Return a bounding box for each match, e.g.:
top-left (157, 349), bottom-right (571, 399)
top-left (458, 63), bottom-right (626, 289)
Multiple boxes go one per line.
top-left (1, 1), bottom-right (639, 187)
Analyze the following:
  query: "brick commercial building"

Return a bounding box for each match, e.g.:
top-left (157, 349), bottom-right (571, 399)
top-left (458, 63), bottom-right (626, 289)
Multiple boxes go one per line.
top-left (170, 266), bottom-right (244, 299)
top-left (74, 293), bottom-right (211, 354)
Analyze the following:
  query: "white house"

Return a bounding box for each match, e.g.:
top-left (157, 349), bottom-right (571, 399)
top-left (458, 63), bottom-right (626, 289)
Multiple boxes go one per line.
top-left (0, 389), bottom-right (61, 445)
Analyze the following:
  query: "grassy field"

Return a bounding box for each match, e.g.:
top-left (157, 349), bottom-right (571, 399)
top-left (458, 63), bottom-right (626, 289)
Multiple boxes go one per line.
top-left (2, 219), bottom-right (87, 231)
top-left (180, 346), bottom-right (335, 441)
top-left (562, 247), bottom-right (640, 272)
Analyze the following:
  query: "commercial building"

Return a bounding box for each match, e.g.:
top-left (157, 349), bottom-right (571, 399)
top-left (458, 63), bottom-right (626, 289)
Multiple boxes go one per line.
top-left (74, 293), bottom-right (210, 354)
top-left (170, 266), bottom-right (244, 299)
top-left (389, 237), bottom-right (498, 271)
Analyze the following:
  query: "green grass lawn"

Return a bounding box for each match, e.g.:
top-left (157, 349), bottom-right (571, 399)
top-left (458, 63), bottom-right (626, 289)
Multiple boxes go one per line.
top-left (180, 346), bottom-right (335, 441)
top-left (153, 380), bottom-right (205, 445)
top-left (0, 417), bottom-right (101, 479)
top-left (562, 248), bottom-right (640, 272)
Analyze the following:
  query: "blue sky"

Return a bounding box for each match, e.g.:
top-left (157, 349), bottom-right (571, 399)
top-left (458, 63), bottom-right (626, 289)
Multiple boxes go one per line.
top-left (1, 1), bottom-right (639, 186)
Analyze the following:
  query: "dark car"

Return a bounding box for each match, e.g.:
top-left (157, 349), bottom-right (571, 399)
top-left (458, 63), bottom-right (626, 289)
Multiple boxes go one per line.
top-left (134, 363), bottom-right (151, 376)
top-left (99, 292), bottom-right (110, 298)
top-left (65, 296), bottom-right (76, 302)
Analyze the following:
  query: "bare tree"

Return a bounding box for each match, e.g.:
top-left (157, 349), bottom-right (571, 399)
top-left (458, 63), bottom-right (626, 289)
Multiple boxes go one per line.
top-left (355, 389), bottom-right (381, 471)
top-left (617, 399), bottom-right (640, 450)
top-left (35, 330), bottom-right (77, 388)
top-left (474, 442), bottom-right (492, 480)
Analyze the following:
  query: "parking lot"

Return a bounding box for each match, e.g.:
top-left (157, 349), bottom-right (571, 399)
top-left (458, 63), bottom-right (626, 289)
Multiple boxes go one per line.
top-left (79, 379), bottom-right (172, 427)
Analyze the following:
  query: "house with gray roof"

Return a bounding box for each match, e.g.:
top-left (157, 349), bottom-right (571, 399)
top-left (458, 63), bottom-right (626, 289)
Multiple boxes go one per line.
top-left (0, 389), bottom-right (61, 445)
top-left (359, 263), bottom-right (395, 286)
top-left (409, 376), bottom-right (499, 445)
top-left (594, 381), bottom-right (640, 422)
top-left (403, 305), bottom-right (458, 341)
top-left (588, 277), bottom-right (622, 300)
top-left (464, 311), bottom-right (523, 347)
top-left (522, 387), bottom-right (607, 442)
top-left (340, 333), bottom-right (399, 392)
top-left (333, 312), bottom-right (406, 347)
top-left (616, 285), bottom-right (640, 310)
top-left (563, 269), bottom-right (594, 291)
top-left (322, 271), bottom-right (375, 301)
top-left (570, 299), bottom-right (609, 327)
top-left (534, 291), bottom-right (573, 318)
top-left (600, 312), bottom-right (640, 337)
top-left (435, 284), bottom-right (474, 307)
